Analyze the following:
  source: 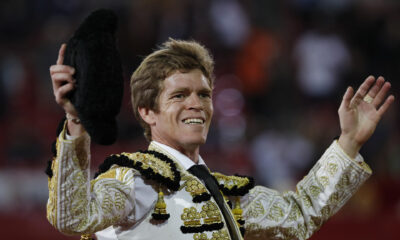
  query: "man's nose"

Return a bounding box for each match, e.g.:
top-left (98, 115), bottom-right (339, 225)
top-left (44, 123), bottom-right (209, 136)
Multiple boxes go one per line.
top-left (187, 94), bottom-right (202, 110)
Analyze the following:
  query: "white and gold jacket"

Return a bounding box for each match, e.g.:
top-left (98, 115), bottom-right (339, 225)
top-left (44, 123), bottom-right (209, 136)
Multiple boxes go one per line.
top-left (47, 127), bottom-right (372, 240)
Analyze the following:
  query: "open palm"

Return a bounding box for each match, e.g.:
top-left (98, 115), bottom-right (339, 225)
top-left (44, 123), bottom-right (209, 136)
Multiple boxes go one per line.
top-left (338, 76), bottom-right (394, 158)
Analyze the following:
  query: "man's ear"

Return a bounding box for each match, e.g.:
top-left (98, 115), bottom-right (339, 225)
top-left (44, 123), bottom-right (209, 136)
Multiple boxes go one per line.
top-left (138, 107), bottom-right (156, 126)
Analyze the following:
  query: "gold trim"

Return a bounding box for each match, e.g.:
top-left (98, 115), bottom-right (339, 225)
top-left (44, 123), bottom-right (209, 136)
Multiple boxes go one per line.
top-left (212, 173), bottom-right (250, 190)
top-left (122, 152), bottom-right (176, 181)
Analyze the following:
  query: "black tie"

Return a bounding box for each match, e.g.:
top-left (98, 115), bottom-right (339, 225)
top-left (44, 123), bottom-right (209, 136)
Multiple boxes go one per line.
top-left (188, 165), bottom-right (239, 240)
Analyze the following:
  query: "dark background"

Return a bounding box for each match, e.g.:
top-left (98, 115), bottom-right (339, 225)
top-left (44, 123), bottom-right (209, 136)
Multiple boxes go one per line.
top-left (0, 0), bottom-right (399, 239)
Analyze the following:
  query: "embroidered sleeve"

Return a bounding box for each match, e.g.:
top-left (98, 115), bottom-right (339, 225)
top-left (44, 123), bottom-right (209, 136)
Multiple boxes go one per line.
top-left (46, 124), bottom-right (136, 235)
top-left (242, 140), bottom-right (372, 240)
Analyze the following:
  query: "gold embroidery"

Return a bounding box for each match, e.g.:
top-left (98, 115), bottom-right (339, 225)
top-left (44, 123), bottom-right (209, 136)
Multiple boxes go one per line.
top-left (117, 168), bottom-right (132, 182)
top-left (97, 169), bottom-right (117, 180)
top-left (320, 205), bottom-right (331, 219)
top-left (301, 194), bottom-right (312, 208)
top-left (327, 162), bottom-right (338, 176)
top-left (75, 133), bottom-right (90, 169)
top-left (212, 173), bottom-right (250, 190)
top-left (287, 204), bottom-right (301, 222)
top-left (185, 179), bottom-right (208, 197)
top-left (194, 233), bottom-right (208, 240)
top-left (202, 202), bottom-right (222, 224)
top-left (122, 152), bottom-right (175, 181)
top-left (328, 192), bottom-right (340, 205)
top-left (246, 199), bottom-right (265, 219)
top-left (267, 201), bottom-right (285, 222)
top-left (319, 176), bottom-right (329, 187)
top-left (46, 138), bottom-right (61, 227)
top-left (246, 222), bottom-right (308, 240)
top-left (309, 185), bottom-right (322, 198)
top-left (232, 198), bottom-right (243, 223)
top-left (243, 142), bottom-right (372, 240)
top-left (181, 202), bottom-right (222, 227)
top-left (193, 229), bottom-right (229, 240)
top-left (359, 161), bottom-right (372, 173)
top-left (337, 175), bottom-right (350, 189)
top-left (181, 207), bottom-right (202, 227)
top-left (99, 181), bottom-right (130, 215)
top-left (46, 158), bottom-right (58, 226)
top-left (60, 170), bottom-right (132, 234)
top-left (80, 234), bottom-right (91, 240)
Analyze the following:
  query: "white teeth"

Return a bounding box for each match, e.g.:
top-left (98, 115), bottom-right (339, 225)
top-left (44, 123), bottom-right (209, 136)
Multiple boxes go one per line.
top-left (183, 118), bottom-right (204, 124)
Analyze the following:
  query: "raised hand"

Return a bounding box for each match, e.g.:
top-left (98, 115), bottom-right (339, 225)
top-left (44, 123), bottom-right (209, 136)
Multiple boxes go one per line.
top-left (338, 76), bottom-right (395, 158)
top-left (50, 44), bottom-right (77, 115)
top-left (50, 44), bottom-right (84, 136)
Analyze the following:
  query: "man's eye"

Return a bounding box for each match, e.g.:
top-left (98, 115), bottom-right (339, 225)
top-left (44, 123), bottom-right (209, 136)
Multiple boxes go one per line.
top-left (199, 93), bottom-right (211, 98)
top-left (173, 94), bottom-right (184, 99)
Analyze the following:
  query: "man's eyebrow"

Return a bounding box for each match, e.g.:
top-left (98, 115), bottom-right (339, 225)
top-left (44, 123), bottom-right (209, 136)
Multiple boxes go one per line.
top-left (167, 87), bottom-right (212, 95)
top-left (167, 88), bottom-right (188, 95)
top-left (199, 88), bottom-right (212, 94)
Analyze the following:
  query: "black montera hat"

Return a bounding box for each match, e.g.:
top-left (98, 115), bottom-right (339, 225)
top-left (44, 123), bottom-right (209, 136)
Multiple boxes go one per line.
top-left (63, 9), bottom-right (123, 145)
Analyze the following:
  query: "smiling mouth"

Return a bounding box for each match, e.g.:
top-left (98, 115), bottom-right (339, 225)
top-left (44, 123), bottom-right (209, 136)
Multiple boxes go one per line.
top-left (183, 118), bottom-right (205, 125)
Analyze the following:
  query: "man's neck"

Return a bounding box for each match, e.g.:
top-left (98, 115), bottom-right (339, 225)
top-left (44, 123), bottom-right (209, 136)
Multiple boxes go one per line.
top-left (152, 140), bottom-right (200, 164)
top-left (179, 149), bottom-right (199, 164)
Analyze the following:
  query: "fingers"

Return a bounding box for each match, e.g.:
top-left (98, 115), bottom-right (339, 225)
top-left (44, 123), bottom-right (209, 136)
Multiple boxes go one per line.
top-left (50, 50), bottom-right (76, 106)
top-left (340, 86), bottom-right (354, 110)
top-left (51, 72), bottom-right (75, 91)
top-left (377, 95), bottom-right (395, 117)
top-left (50, 64), bottom-right (75, 75)
top-left (50, 64), bottom-right (75, 92)
top-left (56, 82), bottom-right (76, 102)
top-left (50, 43), bottom-right (78, 114)
top-left (55, 82), bottom-right (76, 107)
top-left (350, 75), bottom-right (375, 107)
top-left (373, 81), bottom-right (392, 108)
top-left (56, 44), bottom-right (67, 65)
top-left (365, 76), bottom-right (385, 99)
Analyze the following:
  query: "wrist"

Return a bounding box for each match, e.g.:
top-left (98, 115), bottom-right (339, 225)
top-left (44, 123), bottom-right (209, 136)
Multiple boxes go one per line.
top-left (66, 113), bottom-right (85, 137)
top-left (66, 113), bottom-right (80, 124)
top-left (338, 134), bottom-right (362, 159)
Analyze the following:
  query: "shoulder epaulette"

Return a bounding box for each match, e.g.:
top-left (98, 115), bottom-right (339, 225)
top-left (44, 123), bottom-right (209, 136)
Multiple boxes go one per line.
top-left (94, 150), bottom-right (181, 191)
top-left (212, 172), bottom-right (255, 196)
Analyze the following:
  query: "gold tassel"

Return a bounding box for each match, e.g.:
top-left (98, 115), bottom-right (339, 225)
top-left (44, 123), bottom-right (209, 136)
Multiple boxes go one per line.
top-left (155, 190), bottom-right (167, 214)
top-left (232, 197), bottom-right (246, 236)
top-left (152, 187), bottom-right (170, 220)
top-left (232, 197), bottom-right (243, 222)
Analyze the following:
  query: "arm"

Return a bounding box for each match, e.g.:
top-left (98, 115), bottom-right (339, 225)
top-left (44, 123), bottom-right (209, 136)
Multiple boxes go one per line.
top-left (46, 125), bottom-right (136, 235)
top-left (47, 44), bottom-right (136, 235)
top-left (243, 76), bottom-right (394, 239)
top-left (242, 141), bottom-right (371, 240)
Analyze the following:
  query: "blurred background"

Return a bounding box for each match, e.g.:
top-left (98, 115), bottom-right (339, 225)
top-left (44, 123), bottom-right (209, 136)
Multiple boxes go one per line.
top-left (0, 0), bottom-right (399, 239)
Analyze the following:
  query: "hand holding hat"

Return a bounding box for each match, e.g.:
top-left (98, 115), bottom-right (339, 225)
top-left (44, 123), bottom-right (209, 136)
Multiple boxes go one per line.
top-left (51, 9), bottom-right (124, 145)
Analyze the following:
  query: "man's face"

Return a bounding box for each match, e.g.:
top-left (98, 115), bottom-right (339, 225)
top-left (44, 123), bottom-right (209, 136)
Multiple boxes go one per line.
top-left (148, 69), bottom-right (213, 151)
